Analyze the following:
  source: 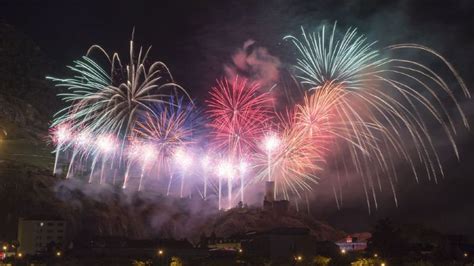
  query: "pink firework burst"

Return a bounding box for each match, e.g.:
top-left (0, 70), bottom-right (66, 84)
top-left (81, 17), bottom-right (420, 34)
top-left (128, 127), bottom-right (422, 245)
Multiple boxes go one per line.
top-left (206, 76), bottom-right (273, 158)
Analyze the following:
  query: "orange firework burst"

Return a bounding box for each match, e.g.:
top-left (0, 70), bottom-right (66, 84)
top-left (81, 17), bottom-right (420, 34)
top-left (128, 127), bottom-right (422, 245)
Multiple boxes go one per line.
top-left (285, 24), bottom-right (470, 211)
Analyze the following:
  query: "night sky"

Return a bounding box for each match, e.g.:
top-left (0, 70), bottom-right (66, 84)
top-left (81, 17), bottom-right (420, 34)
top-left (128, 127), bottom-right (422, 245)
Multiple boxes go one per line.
top-left (1, 0), bottom-right (474, 239)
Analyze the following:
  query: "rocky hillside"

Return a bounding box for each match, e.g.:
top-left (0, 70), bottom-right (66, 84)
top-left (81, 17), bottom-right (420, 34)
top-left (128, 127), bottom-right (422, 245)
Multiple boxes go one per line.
top-left (0, 160), bottom-right (344, 244)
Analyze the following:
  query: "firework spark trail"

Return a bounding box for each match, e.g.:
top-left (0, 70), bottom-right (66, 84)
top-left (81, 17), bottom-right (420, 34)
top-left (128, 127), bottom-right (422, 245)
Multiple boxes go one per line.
top-left (50, 124), bottom-right (72, 175)
top-left (283, 24), bottom-right (470, 211)
top-left (134, 96), bottom-right (199, 191)
top-left (206, 77), bottom-right (273, 207)
top-left (206, 77), bottom-right (273, 156)
top-left (47, 25), bottom-right (469, 211)
top-left (65, 130), bottom-right (92, 179)
top-left (48, 35), bottom-right (192, 191)
top-left (254, 108), bottom-right (327, 200)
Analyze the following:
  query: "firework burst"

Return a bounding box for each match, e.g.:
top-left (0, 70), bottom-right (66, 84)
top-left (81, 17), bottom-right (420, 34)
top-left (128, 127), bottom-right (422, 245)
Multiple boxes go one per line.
top-left (206, 76), bottom-right (273, 157)
top-left (284, 24), bottom-right (470, 211)
top-left (134, 97), bottom-right (199, 171)
top-left (48, 35), bottom-right (189, 148)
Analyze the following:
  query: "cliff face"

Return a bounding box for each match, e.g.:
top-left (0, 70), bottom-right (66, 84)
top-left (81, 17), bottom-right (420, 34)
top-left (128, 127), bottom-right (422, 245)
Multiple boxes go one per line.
top-left (0, 23), bottom-right (60, 143)
top-left (0, 94), bottom-right (47, 141)
top-left (0, 23), bottom-right (59, 117)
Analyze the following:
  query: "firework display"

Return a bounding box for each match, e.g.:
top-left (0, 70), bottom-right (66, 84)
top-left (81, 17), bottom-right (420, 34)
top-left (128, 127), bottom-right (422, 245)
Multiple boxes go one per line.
top-left (48, 24), bottom-right (469, 211)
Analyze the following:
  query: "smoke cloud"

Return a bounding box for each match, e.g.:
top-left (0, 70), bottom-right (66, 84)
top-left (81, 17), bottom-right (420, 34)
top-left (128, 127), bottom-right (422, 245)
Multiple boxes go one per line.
top-left (224, 39), bottom-right (281, 90)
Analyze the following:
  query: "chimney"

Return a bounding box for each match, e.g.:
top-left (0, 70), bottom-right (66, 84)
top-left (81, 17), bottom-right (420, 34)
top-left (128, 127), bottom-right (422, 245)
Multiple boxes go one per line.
top-left (264, 181), bottom-right (275, 202)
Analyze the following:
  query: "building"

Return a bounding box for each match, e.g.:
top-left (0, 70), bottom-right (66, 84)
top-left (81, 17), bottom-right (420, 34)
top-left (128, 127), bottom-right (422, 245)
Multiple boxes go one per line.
top-left (263, 181), bottom-right (290, 214)
top-left (72, 237), bottom-right (206, 264)
top-left (242, 227), bottom-right (324, 262)
top-left (199, 232), bottom-right (245, 250)
top-left (17, 218), bottom-right (66, 255)
top-left (335, 232), bottom-right (371, 252)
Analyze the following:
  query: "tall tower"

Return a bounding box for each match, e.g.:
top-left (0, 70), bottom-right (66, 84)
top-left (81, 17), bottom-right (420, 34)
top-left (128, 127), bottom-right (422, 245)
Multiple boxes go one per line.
top-left (264, 181), bottom-right (275, 202)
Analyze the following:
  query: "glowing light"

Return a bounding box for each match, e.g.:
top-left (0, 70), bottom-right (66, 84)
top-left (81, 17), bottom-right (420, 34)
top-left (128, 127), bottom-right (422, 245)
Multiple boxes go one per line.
top-left (54, 124), bottom-right (72, 143)
top-left (201, 155), bottom-right (211, 170)
top-left (217, 160), bottom-right (234, 179)
top-left (263, 133), bottom-right (280, 153)
top-left (74, 131), bottom-right (92, 147)
top-left (174, 148), bottom-right (192, 170)
top-left (239, 161), bottom-right (249, 173)
top-left (141, 144), bottom-right (157, 163)
top-left (158, 249), bottom-right (164, 256)
top-left (96, 135), bottom-right (115, 154)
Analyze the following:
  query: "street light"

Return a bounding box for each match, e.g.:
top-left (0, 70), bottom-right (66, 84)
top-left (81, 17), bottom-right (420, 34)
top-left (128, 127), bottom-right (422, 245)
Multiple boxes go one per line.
top-left (56, 251), bottom-right (62, 257)
top-left (341, 249), bottom-right (346, 255)
top-left (158, 249), bottom-right (164, 256)
top-left (295, 255), bottom-right (303, 262)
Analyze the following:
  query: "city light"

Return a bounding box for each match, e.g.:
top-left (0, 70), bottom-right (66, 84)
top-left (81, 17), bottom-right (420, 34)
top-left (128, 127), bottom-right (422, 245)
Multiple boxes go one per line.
top-left (17, 252), bottom-right (22, 258)
top-left (295, 255), bottom-right (303, 261)
top-left (341, 249), bottom-right (346, 254)
top-left (56, 251), bottom-right (62, 257)
top-left (374, 253), bottom-right (378, 258)
top-left (158, 249), bottom-right (164, 256)
top-left (2, 245), bottom-right (6, 251)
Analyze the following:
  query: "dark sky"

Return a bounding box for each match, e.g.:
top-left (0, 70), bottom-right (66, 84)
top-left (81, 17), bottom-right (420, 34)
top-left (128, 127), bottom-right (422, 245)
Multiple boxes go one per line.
top-left (1, 0), bottom-right (474, 239)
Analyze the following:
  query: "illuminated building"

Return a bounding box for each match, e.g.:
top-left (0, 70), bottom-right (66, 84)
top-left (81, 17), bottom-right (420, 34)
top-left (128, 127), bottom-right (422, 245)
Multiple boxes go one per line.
top-left (335, 233), bottom-right (371, 252)
top-left (17, 218), bottom-right (66, 255)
